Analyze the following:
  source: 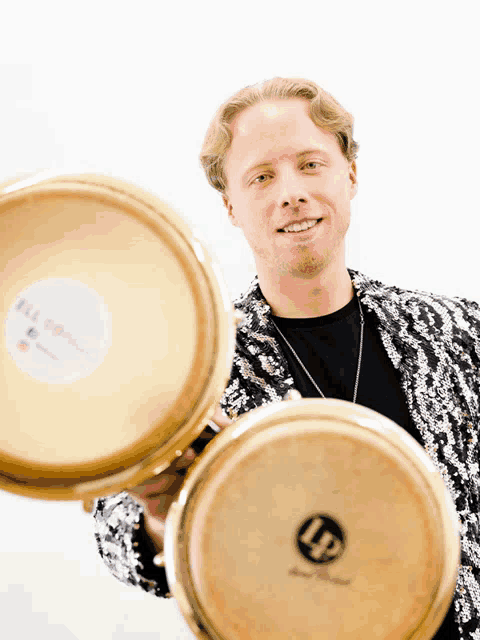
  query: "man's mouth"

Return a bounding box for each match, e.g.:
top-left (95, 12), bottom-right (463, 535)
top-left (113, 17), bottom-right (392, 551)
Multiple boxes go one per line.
top-left (278, 218), bottom-right (322, 233)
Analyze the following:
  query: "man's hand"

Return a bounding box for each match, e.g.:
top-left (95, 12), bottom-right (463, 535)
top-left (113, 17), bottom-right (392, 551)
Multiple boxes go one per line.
top-left (127, 406), bottom-right (232, 554)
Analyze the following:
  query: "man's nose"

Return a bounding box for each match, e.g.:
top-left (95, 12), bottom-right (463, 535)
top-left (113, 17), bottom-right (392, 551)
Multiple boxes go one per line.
top-left (281, 195), bottom-right (308, 208)
top-left (276, 171), bottom-right (308, 209)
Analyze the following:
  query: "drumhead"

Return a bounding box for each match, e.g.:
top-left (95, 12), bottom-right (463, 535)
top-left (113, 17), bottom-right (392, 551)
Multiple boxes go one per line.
top-left (165, 398), bottom-right (460, 640)
top-left (0, 172), bottom-right (234, 500)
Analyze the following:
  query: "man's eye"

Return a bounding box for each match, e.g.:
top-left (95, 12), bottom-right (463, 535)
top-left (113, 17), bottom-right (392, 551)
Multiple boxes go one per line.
top-left (304, 162), bottom-right (320, 170)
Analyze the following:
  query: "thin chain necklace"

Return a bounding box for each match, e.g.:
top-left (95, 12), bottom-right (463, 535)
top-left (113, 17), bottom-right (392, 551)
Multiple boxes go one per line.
top-left (270, 297), bottom-right (365, 404)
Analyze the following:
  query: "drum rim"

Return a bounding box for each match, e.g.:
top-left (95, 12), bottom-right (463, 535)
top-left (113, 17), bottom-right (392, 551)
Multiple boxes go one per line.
top-left (165, 398), bottom-right (460, 640)
top-left (0, 172), bottom-right (236, 500)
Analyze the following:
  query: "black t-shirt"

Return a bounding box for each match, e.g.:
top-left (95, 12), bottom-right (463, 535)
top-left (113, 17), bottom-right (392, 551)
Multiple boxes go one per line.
top-left (272, 293), bottom-right (458, 640)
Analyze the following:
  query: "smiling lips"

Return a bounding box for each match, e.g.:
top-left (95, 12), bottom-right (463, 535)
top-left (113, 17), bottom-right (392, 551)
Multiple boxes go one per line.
top-left (279, 218), bottom-right (321, 233)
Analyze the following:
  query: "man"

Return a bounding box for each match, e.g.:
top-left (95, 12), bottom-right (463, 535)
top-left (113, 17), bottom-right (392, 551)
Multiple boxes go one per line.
top-left (94, 77), bottom-right (480, 639)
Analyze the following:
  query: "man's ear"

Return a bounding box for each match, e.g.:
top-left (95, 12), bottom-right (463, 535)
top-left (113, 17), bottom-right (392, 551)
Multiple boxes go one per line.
top-left (222, 194), bottom-right (239, 227)
top-left (349, 160), bottom-right (358, 199)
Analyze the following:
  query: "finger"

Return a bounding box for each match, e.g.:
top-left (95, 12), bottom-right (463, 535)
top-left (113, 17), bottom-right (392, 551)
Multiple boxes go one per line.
top-left (144, 474), bottom-right (179, 497)
top-left (145, 472), bottom-right (187, 521)
top-left (127, 473), bottom-right (177, 502)
top-left (210, 406), bottom-right (233, 431)
top-left (130, 446), bottom-right (197, 492)
top-left (129, 473), bottom-right (184, 518)
top-left (129, 409), bottom-right (232, 505)
top-left (190, 407), bottom-right (234, 456)
top-left (145, 492), bottom-right (179, 521)
top-left (128, 473), bottom-right (172, 494)
top-left (173, 446), bottom-right (197, 470)
top-left (143, 510), bottom-right (166, 543)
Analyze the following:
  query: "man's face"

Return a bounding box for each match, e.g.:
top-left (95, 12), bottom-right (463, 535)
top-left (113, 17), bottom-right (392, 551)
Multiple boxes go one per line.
top-left (222, 99), bottom-right (358, 279)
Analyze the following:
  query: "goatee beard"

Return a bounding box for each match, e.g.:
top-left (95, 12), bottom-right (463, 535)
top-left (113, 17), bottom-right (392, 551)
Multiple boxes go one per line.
top-left (278, 249), bottom-right (330, 280)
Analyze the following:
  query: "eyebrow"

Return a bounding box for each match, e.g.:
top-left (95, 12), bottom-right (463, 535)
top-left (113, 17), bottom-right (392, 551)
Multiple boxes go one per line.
top-left (243, 149), bottom-right (331, 181)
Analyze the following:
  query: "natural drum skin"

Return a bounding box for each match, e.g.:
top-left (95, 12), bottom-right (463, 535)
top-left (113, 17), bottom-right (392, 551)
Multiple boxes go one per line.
top-left (0, 171), bottom-right (235, 500)
top-left (165, 398), bottom-right (460, 640)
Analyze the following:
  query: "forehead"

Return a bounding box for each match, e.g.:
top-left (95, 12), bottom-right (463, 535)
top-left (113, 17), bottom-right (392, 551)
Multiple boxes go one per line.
top-left (226, 99), bottom-right (340, 170)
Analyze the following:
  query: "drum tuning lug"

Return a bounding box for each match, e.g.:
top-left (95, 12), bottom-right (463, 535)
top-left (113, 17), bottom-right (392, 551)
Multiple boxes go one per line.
top-left (153, 552), bottom-right (165, 568)
top-left (283, 389), bottom-right (303, 401)
top-left (234, 310), bottom-right (246, 328)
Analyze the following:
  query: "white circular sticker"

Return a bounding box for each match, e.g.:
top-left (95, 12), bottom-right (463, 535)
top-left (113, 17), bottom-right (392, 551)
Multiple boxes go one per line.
top-left (4, 279), bottom-right (112, 384)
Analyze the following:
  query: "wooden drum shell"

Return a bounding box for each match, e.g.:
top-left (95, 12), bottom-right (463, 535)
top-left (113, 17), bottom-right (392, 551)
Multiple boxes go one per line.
top-left (165, 398), bottom-right (460, 640)
top-left (0, 171), bottom-right (235, 501)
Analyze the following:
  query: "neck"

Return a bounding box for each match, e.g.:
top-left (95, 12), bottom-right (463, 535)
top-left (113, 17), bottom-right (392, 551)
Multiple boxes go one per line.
top-left (257, 261), bottom-right (354, 319)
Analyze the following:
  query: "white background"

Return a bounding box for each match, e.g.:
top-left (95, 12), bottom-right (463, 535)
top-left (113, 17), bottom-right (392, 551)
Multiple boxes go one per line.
top-left (1, 1), bottom-right (479, 638)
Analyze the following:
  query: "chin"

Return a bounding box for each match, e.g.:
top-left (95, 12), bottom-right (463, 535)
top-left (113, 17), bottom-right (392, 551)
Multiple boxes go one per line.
top-left (279, 253), bottom-right (328, 279)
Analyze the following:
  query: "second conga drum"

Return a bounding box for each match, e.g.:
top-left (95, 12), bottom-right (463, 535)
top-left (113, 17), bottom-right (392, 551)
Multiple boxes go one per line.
top-left (165, 398), bottom-right (460, 640)
top-left (0, 171), bottom-right (235, 501)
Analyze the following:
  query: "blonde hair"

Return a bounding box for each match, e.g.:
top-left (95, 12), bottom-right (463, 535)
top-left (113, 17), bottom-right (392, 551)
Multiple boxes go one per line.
top-left (200, 77), bottom-right (359, 194)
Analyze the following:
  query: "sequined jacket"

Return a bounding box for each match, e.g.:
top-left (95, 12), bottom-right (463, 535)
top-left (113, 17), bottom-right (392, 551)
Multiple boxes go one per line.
top-left (94, 268), bottom-right (480, 640)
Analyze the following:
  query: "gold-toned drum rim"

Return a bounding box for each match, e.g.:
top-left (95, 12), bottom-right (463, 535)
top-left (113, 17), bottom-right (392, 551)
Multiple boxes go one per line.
top-left (165, 398), bottom-right (460, 640)
top-left (0, 171), bottom-right (236, 501)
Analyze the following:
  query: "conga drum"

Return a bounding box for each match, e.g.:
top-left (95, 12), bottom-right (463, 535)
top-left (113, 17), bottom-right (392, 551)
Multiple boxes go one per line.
top-left (164, 398), bottom-right (460, 640)
top-left (0, 171), bottom-right (235, 500)
top-left (0, 172), bottom-right (460, 639)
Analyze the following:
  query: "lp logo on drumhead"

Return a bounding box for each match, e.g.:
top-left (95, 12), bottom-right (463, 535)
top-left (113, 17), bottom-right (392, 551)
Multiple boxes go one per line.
top-left (296, 514), bottom-right (346, 564)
